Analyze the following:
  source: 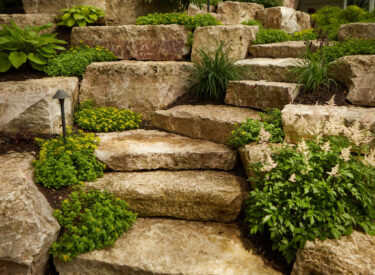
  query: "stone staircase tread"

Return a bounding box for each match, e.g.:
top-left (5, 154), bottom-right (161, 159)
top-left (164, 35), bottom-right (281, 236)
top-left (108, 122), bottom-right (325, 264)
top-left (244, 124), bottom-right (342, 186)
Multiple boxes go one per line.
top-left (249, 40), bottom-right (318, 58)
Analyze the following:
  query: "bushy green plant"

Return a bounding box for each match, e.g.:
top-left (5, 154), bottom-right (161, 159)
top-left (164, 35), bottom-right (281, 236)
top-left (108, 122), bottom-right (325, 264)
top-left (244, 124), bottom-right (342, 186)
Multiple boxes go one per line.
top-left (235, 0), bottom-right (282, 8)
top-left (290, 28), bottom-right (318, 41)
top-left (241, 19), bottom-right (263, 27)
top-left (0, 21), bottom-right (66, 72)
top-left (229, 109), bottom-right (284, 148)
top-left (58, 5), bottom-right (105, 27)
top-left (253, 28), bottom-right (290, 44)
top-left (74, 101), bottom-right (142, 132)
top-left (189, 42), bottom-right (244, 102)
top-left (50, 189), bottom-right (137, 262)
top-left (44, 45), bottom-right (117, 76)
top-left (324, 39), bottom-right (375, 62)
top-left (33, 130), bottom-right (105, 189)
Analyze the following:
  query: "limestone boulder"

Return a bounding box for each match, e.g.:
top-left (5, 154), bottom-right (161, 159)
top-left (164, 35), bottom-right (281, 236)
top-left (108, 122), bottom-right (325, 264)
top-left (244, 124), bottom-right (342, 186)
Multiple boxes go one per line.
top-left (330, 55), bottom-right (375, 107)
top-left (217, 1), bottom-right (264, 25)
top-left (187, 4), bottom-right (216, 16)
top-left (95, 129), bottom-right (237, 171)
top-left (283, 0), bottom-right (300, 9)
top-left (71, 25), bottom-right (190, 61)
top-left (22, 0), bottom-right (105, 14)
top-left (0, 14), bottom-right (57, 32)
top-left (55, 218), bottom-right (282, 275)
top-left (0, 153), bottom-right (60, 275)
top-left (80, 61), bottom-right (193, 118)
top-left (249, 40), bottom-right (318, 58)
top-left (0, 77), bottom-right (79, 135)
top-left (338, 23), bottom-right (375, 41)
top-left (191, 25), bottom-right (259, 63)
top-left (292, 231), bottom-right (375, 275)
top-left (255, 7), bottom-right (311, 33)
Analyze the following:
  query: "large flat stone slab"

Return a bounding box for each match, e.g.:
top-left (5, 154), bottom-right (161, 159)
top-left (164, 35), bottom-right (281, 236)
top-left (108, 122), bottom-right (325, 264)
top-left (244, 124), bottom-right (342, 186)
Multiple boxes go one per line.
top-left (0, 14), bottom-right (57, 32)
top-left (217, 1), bottom-right (264, 25)
top-left (225, 80), bottom-right (299, 110)
top-left (0, 77), bottom-right (79, 135)
top-left (80, 61), bottom-right (193, 118)
top-left (338, 23), bottom-right (375, 41)
top-left (0, 153), bottom-right (60, 275)
top-left (249, 41), bottom-right (318, 58)
top-left (22, 0), bottom-right (105, 14)
top-left (151, 105), bottom-right (260, 144)
top-left (71, 25), bottom-right (190, 61)
top-left (85, 170), bottom-right (248, 222)
top-left (55, 218), bottom-right (282, 275)
top-left (235, 58), bottom-right (301, 82)
top-left (95, 129), bottom-right (237, 171)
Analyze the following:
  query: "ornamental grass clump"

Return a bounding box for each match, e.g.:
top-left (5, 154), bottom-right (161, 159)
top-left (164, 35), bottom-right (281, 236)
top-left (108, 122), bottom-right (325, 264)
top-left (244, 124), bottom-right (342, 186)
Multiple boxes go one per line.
top-left (50, 189), bottom-right (137, 262)
top-left (74, 101), bottom-right (142, 132)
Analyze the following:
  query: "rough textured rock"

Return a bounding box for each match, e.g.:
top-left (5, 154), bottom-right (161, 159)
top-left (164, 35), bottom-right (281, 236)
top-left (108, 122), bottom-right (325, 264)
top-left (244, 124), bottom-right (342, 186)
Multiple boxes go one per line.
top-left (330, 55), bottom-right (375, 107)
top-left (255, 7), bottom-right (311, 33)
top-left (22, 0), bottom-right (105, 14)
top-left (80, 61), bottom-right (193, 118)
top-left (187, 4), bottom-right (216, 16)
top-left (191, 25), bottom-right (259, 63)
top-left (55, 218), bottom-right (281, 275)
top-left (217, 1), bottom-right (264, 25)
top-left (95, 129), bottom-right (237, 171)
top-left (85, 170), bottom-right (248, 222)
top-left (151, 105), bottom-right (260, 144)
top-left (282, 104), bottom-right (375, 144)
top-left (0, 153), bottom-right (60, 275)
top-left (0, 14), bottom-right (57, 32)
top-left (0, 77), bottom-right (79, 135)
top-left (235, 58), bottom-right (301, 82)
top-left (338, 23), bottom-right (375, 41)
top-left (225, 80), bottom-right (299, 110)
top-left (292, 231), bottom-right (375, 275)
top-left (249, 40), bottom-right (318, 58)
top-left (283, 0), bottom-right (300, 9)
top-left (71, 25), bottom-right (190, 61)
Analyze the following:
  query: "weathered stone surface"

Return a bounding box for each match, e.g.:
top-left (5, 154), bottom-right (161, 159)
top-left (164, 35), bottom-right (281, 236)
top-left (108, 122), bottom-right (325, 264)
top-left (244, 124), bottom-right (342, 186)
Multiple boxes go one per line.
top-left (0, 153), bottom-right (60, 275)
top-left (330, 55), bottom-right (375, 107)
top-left (95, 129), bottom-right (237, 171)
top-left (255, 7), bottom-right (311, 33)
top-left (217, 1), bottom-right (264, 25)
top-left (235, 58), bottom-right (301, 82)
top-left (283, 0), bottom-right (300, 9)
top-left (292, 231), bottom-right (375, 275)
top-left (225, 80), bottom-right (299, 110)
top-left (71, 25), bottom-right (190, 61)
top-left (249, 40), bottom-right (319, 58)
top-left (151, 105), bottom-right (260, 144)
top-left (0, 14), bottom-right (57, 32)
top-left (86, 170), bottom-right (248, 222)
top-left (187, 4), bottom-right (216, 16)
top-left (55, 218), bottom-right (281, 275)
top-left (0, 77), bottom-right (79, 135)
top-left (80, 61), bottom-right (193, 118)
top-left (338, 22), bottom-right (375, 41)
top-left (22, 0), bottom-right (105, 14)
top-left (191, 25), bottom-right (259, 63)
top-left (282, 104), bottom-right (375, 144)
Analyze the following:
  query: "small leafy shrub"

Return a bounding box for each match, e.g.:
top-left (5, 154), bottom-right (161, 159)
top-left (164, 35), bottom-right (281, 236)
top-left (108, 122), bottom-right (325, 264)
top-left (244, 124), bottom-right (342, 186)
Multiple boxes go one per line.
top-left (189, 42), bottom-right (244, 102)
top-left (58, 5), bottom-right (105, 27)
top-left (74, 101), bottom-right (142, 132)
top-left (229, 109), bottom-right (284, 148)
top-left (290, 28), bottom-right (318, 41)
top-left (33, 130), bottom-right (105, 189)
top-left (241, 19), bottom-right (263, 27)
top-left (50, 189), bottom-right (137, 262)
top-left (44, 45), bottom-right (117, 76)
top-left (235, 0), bottom-right (282, 8)
top-left (253, 28), bottom-right (290, 44)
top-left (0, 21), bottom-right (66, 72)
top-left (324, 39), bottom-right (375, 62)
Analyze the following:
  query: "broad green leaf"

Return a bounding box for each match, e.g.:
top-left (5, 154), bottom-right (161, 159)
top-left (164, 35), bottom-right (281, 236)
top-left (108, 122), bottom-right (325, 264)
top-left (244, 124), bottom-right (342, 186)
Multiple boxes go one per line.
top-left (67, 19), bottom-right (76, 27)
top-left (77, 20), bottom-right (87, 27)
top-left (9, 51), bottom-right (27, 68)
top-left (28, 52), bottom-right (47, 65)
top-left (88, 14), bottom-right (98, 21)
top-left (73, 14), bottom-right (84, 20)
top-left (29, 60), bottom-right (45, 71)
top-left (61, 13), bottom-right (71, 20)
top-left (0, 52), bottom-right (11, 72)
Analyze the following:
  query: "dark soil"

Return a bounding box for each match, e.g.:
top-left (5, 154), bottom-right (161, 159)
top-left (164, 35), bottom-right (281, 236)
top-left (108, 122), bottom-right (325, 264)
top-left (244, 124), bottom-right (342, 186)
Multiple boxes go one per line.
top-left (167, 91), bottom-right (224, 109)
top-left (0, 0), bottom-right (24, 13)
top-left (0, 65), bottom-right (47, 82)
top-left (0, 131), bottom-right (43, 154)
top-left (56, 26), bottom-right (72, 48)
top-left (36, 184), bottom-right (75, 210)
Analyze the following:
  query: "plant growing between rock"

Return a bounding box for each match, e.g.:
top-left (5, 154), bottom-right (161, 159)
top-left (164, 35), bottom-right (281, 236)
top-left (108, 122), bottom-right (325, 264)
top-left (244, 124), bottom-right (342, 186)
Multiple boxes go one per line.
top-left (236, 0), bottom-right (282, 8)
top-left (58, 5), bottom-right (105, 27)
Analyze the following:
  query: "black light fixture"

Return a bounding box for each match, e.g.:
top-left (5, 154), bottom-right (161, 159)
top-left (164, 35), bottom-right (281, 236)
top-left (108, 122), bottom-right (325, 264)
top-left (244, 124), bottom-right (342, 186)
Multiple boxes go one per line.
top-left (207, 0), bottom-right (210, 12)
top-left (53, 89), bottom-right (70, 142)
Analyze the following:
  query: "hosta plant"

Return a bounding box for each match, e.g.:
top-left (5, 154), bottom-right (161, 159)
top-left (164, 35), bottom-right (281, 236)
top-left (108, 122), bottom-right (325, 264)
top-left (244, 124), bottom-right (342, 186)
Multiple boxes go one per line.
top-left (58, 5), bottom-right (105, 27)
top-left (0, 21), bottom-right (66, 72)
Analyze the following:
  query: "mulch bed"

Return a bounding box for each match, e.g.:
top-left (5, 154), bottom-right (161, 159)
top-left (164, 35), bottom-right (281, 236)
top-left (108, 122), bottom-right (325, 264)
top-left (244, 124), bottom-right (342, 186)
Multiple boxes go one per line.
top-left (0, 65), bottom-right (47, 82)
top-left (36, 185), bottom-right (75, 210)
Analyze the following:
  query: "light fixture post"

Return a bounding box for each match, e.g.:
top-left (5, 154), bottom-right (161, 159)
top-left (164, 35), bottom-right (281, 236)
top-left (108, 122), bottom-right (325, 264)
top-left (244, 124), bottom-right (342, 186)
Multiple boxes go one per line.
top-left (53, 90), bottom-right (70, 143)
top-left (207, 0), bottom-right (210, 12)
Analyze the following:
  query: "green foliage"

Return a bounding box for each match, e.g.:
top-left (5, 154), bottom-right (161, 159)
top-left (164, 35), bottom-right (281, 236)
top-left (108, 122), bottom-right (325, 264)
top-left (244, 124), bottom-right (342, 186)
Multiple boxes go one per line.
top-left (193, 0), bottom-right (222, 6)
top-left (0, 21), bottom-right (66, 73)
top-left (234, 0), bottom-right (282, 8)
top-left (74, 101), bottom-right (142, 132)
top-left (324, 39), bottom-right (375, 62)
top-left (241, 19), bottom-right (263, 27)
top-left (33, 130), bottom-right (105, 189)
top-left (58, 5), bottom-right (105, 27)
top-left (50, 189), bottom-right (137, 262)
top-left (189, 42), bottom-right (244, 102)
top-left (253, 28), bottom-right (290, 44)
top-left (44, 45), bottom-right (117, 77)
top-left (290, 28), bottom-right (318, 41)
top-left (246, 136), bottom-right (375, 263)
top-left (229, 109), bottom-right (284, 148)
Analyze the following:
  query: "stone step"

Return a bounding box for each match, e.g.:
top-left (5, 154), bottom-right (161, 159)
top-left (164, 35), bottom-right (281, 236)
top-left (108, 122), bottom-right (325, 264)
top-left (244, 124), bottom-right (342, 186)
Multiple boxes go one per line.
top-left (95, 129), bottom-right (237, 171)
top-left (249, 41), bottom-right (318, 58)
top-left (151, 105), bottom-right (260, 144)
top-left (235, 58), bottom-right (302, 83)
top-left (55, 218), bottom-right (282, 275)
top-left (85, 170), bottom-right (248, 222)
top-left (225, 80), bottom-right (299, 110)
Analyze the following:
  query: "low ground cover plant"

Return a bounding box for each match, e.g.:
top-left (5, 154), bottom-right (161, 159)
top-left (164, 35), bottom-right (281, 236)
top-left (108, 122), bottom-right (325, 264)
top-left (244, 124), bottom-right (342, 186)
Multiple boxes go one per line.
top-left (0, 21), bottom-right (66, 72)
top-left (74, 101), bottom-right (142, 132)
top-left (241, 19), bottom-right (263, 27)
top-left (237, 0), bottom-right (282, 8)
top-left (44, 45), bottom-right (117, 76)
top-left (33, 130), bottom-right (105, 189)
top-left (253, 28), bottom-right (318, 44)
top-left (229, 108), bottom-right (284, 148)
top-left (323, 39), bottom-right (375, 62)
top-left (58, 5), bottom-right (105, 27)
top-left (50, 188), bottom-right (137, 262)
